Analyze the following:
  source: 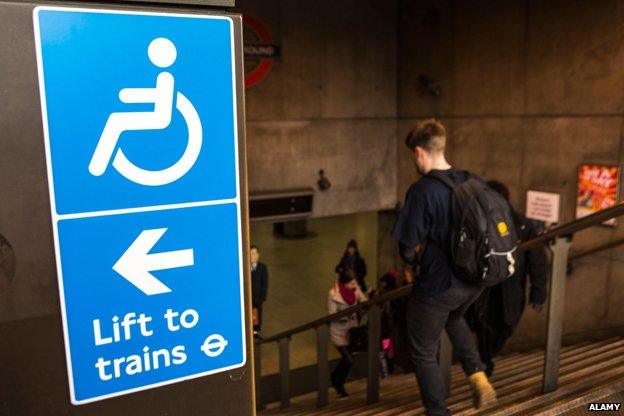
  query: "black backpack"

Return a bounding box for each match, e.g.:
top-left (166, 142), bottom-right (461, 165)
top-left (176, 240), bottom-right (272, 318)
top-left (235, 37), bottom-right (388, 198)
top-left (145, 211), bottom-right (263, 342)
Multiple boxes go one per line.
top-left (428, 171), bottom-right (519, 287)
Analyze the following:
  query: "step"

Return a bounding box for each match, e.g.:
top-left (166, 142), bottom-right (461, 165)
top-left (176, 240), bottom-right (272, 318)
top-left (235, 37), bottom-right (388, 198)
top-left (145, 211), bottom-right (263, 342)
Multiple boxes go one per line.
top-left (327, 339), bottom-right (623, 416)
top-left (260, 340), bottom-right (593, 415)
top-left (260, 337), bottom-right (623, 416)
top-left (274, 343), bottom-right (586, 416)
top-left (454, 346), bottom-right (624, 415)
top-left (539, 381), bottom-right (624, 416)
top-left (483, 367), bottom-right (624, 415)
top-left (373, 340), bottom-right (624, 415)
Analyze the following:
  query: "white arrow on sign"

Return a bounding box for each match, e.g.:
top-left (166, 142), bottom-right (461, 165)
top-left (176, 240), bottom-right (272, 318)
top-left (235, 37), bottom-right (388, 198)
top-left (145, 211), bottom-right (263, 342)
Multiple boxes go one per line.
top-left (113, 228), bottom-right (194, 296)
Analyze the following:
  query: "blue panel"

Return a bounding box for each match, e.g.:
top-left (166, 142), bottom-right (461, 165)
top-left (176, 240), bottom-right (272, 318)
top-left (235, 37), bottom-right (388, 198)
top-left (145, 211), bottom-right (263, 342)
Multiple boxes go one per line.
top-left (33, 7), bottom-right (245, 404)
top-left (36, 8), bottom-right (238, 215)
top-left (58, 204), bottom-right (244, 402)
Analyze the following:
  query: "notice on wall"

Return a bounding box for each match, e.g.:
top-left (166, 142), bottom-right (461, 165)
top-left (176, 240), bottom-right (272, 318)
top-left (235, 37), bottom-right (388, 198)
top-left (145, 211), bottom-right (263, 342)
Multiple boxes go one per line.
top-left (576, 164), bottom-right (620, 226)
top-left (526, 190), bottom-right (560, 224)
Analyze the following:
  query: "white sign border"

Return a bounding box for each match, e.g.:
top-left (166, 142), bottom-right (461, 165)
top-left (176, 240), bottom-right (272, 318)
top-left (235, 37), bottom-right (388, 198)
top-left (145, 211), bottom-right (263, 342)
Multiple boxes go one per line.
top-left (33, 5), bottom-right (247, 405)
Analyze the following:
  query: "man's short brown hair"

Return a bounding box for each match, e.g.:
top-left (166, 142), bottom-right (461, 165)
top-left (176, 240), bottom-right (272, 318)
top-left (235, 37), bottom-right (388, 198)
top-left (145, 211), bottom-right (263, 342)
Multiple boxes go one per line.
top-left (405, 119), bottom-right (446, 153)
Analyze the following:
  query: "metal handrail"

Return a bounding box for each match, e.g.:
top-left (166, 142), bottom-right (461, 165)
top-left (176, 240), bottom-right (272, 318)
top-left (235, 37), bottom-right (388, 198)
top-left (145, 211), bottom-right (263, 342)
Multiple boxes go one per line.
top-left (259, 285), bottom-right (410, 344)
top-left (519, 203), bottom-right (624, 251)
top-left (259, 202), bottom-right (624, 345)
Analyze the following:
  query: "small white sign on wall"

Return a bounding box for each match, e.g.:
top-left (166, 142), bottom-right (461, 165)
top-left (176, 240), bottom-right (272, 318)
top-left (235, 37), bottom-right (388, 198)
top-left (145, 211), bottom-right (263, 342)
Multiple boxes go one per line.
top-left (526, 190), bottom-right (560, 224)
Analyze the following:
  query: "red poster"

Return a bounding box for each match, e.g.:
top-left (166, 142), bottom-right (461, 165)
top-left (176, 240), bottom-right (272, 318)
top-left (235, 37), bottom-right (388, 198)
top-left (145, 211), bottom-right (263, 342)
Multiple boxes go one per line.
top-left (576, 164), bottom-right (620, 226)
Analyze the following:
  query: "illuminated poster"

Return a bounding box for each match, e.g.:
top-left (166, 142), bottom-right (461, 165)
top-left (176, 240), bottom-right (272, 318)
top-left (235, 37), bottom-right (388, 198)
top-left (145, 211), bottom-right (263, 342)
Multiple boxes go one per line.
top-left (576, 164), bottom-right (620, 226)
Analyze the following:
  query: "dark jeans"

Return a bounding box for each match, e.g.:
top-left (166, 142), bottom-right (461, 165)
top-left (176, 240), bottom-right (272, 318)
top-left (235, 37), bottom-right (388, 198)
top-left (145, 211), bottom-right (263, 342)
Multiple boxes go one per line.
top-left (330, 345), bottom-right (354, 388)
top-left (407, 279), bottom-right (486, 416)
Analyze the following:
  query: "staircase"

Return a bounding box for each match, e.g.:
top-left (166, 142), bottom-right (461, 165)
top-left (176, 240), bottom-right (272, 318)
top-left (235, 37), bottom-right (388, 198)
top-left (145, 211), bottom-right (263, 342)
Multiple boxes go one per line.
top-left (261, 337), bottom-right (624, 416)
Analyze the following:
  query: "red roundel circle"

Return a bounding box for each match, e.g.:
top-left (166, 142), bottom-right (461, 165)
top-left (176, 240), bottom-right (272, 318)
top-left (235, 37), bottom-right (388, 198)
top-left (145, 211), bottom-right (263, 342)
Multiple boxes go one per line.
top-left (243, 13), bottom-right (275, 89)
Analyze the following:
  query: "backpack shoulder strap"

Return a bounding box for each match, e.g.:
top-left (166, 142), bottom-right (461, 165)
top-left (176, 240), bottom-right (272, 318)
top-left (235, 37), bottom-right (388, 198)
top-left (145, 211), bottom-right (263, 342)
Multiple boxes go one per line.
top-left (426, 170), bottom-right (458, 190)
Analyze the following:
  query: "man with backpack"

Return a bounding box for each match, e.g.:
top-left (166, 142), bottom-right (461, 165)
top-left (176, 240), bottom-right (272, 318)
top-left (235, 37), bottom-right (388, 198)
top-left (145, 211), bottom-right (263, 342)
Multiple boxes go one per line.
top-left (393, 119), bottom-right (516, 415)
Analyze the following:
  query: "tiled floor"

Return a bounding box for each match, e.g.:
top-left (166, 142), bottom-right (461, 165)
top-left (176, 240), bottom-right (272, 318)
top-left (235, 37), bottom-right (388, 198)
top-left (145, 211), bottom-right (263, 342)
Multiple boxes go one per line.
top-left (250, 212), bottom-right (378, 374)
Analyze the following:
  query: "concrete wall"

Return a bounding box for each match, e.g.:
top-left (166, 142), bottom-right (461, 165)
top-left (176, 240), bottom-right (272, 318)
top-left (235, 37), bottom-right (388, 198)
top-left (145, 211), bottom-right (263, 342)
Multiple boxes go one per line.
top-left (237, 0), bottom-right (624, 346)
top-left (398, 0), bottom-right (624, 347)
top-left (237, 0), bottom-right (399, 217)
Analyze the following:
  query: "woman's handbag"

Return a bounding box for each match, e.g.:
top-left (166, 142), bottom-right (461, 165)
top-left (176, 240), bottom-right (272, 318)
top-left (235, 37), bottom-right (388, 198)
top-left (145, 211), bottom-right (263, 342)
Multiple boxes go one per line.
top-left (348, 325), bottom-right (368, 352)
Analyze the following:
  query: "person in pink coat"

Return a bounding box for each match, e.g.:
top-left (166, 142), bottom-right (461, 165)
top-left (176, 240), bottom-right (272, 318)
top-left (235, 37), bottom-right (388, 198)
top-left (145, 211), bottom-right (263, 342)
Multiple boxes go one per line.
top-left (327, 269), bottom-right (368, 397)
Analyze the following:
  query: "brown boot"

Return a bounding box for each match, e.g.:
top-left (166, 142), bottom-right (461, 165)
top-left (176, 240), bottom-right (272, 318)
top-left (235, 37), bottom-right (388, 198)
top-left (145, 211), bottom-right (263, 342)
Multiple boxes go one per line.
top-left (468, 371), bottom-right (497, 408)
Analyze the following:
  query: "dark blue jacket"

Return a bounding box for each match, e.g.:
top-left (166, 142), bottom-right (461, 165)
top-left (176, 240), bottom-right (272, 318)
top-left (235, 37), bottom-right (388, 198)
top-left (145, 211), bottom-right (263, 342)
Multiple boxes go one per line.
top-left (251, 262), bottom-right (269, 308)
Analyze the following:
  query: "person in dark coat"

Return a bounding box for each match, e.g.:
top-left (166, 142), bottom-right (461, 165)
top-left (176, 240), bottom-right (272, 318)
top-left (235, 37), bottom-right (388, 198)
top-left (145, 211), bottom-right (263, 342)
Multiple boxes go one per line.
top-left (379, 270), bottom-right (408, 376)
top-left (335, 239), bottom-right (368, 292)
top-left (467, 180), bottom-right (550, 377)
top-left (250, 245), bottom-right (269, 337)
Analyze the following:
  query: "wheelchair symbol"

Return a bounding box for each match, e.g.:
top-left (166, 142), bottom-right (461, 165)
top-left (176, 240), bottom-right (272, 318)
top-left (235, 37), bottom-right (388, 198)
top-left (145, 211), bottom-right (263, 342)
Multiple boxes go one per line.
top-left (89, 38), bottom-right (202, 186)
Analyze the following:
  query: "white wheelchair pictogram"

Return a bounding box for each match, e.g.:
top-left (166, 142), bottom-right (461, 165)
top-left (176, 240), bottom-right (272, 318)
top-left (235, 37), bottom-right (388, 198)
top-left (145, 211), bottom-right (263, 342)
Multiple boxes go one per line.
top-left (89, 37), bottom-right (202, 186)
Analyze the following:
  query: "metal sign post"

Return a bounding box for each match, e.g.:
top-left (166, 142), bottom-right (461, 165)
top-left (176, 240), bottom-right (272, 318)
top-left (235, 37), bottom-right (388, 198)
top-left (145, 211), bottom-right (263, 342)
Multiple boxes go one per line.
top-left (543, 236), bottom-right (572, 393)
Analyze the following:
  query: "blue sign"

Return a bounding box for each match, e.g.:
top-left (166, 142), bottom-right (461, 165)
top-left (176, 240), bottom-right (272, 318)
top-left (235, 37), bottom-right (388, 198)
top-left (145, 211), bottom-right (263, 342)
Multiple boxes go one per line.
top-left (33, 7), bottom-right (245, 404)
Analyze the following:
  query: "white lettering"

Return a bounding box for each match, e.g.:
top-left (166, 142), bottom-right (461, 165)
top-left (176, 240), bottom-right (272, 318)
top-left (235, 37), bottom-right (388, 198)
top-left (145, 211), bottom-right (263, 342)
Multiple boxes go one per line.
top-left (164, 308), bottom-right (180, 331)
top-left (143, 346), bottom-right (151, 371)
top-left (95, 357), bottom-right (112, 381)
top-left (93, 319), bottom-right (112, 346)
top-left (95, 345), bottom-right (187, 381)
top-left (113, 357), bottom-right (125, 378)
top-left (172, 345), bottom-right (187, 365)
top-left (93, 313), bottom-right (154, 346)
top-left (137, 313), bottom-right (153, 337)
top-left (152, 348), bottom-right (171, 370)
top-left (125, 355), bottom-right (143, 376)
top-left (588, 403), bottom-right (622, 411)
top-left (120, 312), bottom-right (136, 340)
top-left (112, 316), bottom-right (120, 342)
top-left (180, 309), bottom-right (199, 329)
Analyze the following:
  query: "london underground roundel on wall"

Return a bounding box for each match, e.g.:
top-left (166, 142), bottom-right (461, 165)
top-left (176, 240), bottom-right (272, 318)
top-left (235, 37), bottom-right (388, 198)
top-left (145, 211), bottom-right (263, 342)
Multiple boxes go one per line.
top-left (243, 13), bottom-right (280, 89)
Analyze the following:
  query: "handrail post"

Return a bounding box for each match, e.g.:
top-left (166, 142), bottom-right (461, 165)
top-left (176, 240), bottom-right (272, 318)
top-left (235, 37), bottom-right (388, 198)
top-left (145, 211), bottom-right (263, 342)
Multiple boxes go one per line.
top-left (254, 341), bottom-right (262, 409)
top-left (367, 304), bottom-right (381, 405)
top-left (279, 337), bottom-right (291, 409)
top-left (316, 324), bottom-right (329, 408)
top-left (439, 330), bottom-right (452, 394)
top-left (543, 236), bottom-right (572, 393)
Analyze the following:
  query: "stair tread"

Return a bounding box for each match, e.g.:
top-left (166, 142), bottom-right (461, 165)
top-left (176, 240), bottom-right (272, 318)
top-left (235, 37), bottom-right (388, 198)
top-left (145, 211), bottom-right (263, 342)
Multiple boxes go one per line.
top-left (261, 337), bottom-right (624, 416)
top-left (269, 339), bottom-right (601, 416)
